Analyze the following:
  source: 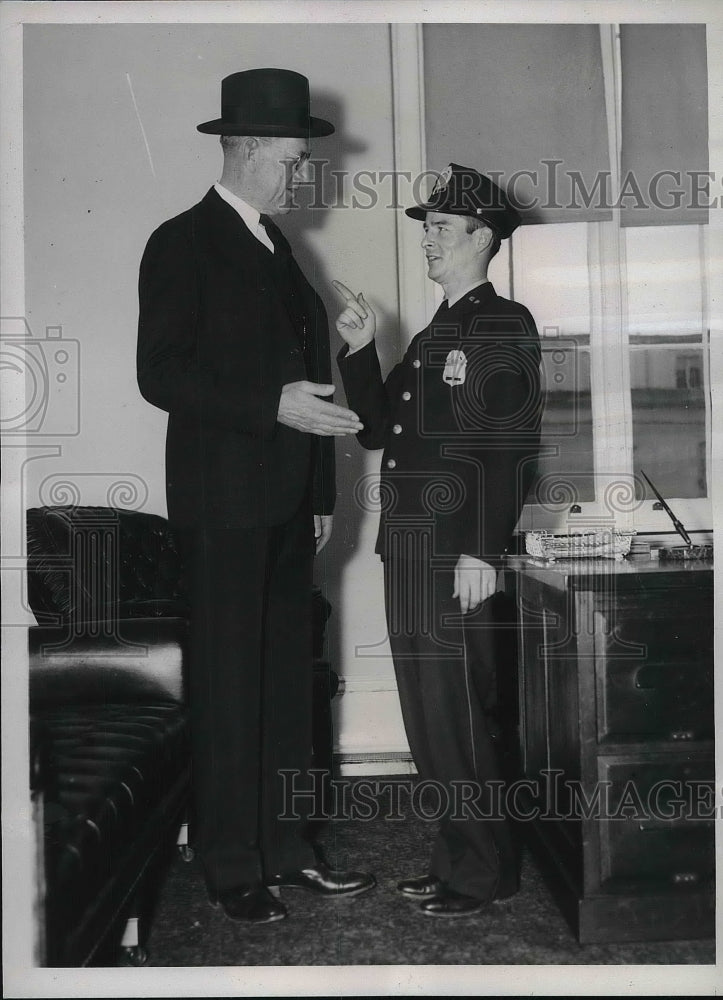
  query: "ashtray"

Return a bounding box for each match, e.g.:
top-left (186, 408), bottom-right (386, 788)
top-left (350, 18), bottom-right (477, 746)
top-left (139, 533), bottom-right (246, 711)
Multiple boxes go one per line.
top-left (658, 544), bottom-right (713, 562)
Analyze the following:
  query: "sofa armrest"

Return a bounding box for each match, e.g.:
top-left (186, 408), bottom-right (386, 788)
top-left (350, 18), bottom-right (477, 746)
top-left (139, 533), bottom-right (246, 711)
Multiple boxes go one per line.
top-left (29, 617), bottom-right (188, 708)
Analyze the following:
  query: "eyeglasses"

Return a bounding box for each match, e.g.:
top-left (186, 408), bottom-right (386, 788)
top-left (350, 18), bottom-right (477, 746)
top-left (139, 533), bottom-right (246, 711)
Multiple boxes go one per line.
top-left (279, 150), bottom-right (311, 172)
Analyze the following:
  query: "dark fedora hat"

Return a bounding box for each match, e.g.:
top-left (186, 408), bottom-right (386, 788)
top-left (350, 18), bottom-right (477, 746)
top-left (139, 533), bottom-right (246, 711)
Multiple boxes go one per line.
top-left (406, 163), bottom-right (521, 239)
top-left (197, 68), bottom-right (334, 137)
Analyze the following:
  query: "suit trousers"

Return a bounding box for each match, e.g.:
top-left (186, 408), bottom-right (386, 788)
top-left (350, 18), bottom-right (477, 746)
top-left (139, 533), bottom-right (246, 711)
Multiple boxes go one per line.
top-left (384, 555), bottom-right (517, 902)
top-left (179, 500), bottom-right (317, 894)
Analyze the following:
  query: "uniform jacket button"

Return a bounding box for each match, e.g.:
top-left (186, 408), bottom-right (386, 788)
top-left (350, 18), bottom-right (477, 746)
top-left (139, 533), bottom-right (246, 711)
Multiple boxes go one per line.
top-left (386, 458), bottom-right (397, 469)
top-left (412, 359), bottom-right (421, 369)
top-left (392, 424), bottom-right (402, 434)
top-left (402, 391), bottom-right (412, 401)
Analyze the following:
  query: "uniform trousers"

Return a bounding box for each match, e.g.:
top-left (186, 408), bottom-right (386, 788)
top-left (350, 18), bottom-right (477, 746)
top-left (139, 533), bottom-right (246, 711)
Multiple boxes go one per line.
top-left (178, 499), bottom-right (317, 895)
top-left (384, 555), bottom-right (517, 902)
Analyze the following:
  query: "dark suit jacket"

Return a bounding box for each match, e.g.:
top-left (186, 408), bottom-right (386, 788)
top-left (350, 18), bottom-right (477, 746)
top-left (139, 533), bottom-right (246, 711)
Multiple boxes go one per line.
top-left (339, 281), bottom-right (541, 565)
top-left (137, 188), bottom-right (335, 529)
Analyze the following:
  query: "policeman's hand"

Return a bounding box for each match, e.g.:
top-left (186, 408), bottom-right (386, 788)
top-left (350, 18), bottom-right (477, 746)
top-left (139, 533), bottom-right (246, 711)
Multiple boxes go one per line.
top-left (314, 514), bottom-right (333, 554)
top-left (332, 280), bottom-right (377, 353)
top-left (277, 381), bottom-right (363, 436)
top-left (453, 554), bottom-right (498, 614)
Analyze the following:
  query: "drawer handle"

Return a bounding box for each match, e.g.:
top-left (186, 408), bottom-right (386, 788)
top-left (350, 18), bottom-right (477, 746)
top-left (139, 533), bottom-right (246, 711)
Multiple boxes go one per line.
top-left (672, 871), bottom-right (699, 885)
top-left (670, 730), bottom-right (695, 741)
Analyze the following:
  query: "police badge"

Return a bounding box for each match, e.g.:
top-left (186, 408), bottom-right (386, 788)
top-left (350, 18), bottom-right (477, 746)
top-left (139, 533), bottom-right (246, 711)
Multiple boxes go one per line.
top-left (443, 349), bottom-right (467, 386)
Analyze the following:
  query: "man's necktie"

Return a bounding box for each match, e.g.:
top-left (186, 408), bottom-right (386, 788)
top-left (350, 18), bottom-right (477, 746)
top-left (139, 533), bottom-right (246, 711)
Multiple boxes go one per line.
top-left (259, 214), bottom-right (306, 349)
top-left (256, 214), bottom-right (275, 254)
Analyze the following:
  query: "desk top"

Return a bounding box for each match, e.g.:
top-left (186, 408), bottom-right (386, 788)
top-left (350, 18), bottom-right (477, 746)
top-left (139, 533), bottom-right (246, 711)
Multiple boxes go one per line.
top-left (505, 554), bottom-right (713, 592)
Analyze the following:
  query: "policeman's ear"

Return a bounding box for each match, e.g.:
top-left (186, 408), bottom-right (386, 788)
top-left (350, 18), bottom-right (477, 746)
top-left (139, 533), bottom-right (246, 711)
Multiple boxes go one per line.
top-left (474, 224), bottom-right (495, 255)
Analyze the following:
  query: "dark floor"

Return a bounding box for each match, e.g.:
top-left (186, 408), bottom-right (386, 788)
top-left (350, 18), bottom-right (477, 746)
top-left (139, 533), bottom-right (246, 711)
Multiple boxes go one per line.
top-left (144, 779), bottom-right (716, 968)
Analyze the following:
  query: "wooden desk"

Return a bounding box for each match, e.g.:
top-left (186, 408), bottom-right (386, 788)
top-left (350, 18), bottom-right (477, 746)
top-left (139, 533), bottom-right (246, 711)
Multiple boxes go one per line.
top-left (508, 556), bottom-right (715, 943)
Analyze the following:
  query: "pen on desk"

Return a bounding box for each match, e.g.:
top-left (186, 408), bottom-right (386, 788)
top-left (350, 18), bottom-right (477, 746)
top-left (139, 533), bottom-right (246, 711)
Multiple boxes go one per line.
top-left (640, 469), bottom-right (692, 547)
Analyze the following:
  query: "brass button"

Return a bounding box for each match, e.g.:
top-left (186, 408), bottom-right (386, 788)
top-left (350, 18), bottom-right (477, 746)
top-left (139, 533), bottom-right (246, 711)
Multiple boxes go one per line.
top-left (386, 458), bottom-right (397, 469)
top-left (412, 359), bottom-right (421, 369)
top-left (392, 424), bottom-right (402, 434)
top-left (402, 391), bottom-right (411, 401)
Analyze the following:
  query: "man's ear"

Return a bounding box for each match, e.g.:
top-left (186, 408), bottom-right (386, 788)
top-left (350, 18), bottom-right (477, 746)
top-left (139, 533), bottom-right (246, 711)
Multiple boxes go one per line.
top-left (475, 224), bottom-right (494, 255)
top-left (244, 136), bottom-right (261, 165)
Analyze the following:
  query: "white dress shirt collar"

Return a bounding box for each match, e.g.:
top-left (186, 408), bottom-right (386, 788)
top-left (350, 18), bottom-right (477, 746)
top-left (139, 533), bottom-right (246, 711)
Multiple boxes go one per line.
top-left (213, 183), bottom-right (274, 253)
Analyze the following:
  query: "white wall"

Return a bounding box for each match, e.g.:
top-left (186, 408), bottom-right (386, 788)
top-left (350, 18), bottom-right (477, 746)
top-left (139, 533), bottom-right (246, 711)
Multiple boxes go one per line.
top-left (22, 23), bottom-right (408, 760)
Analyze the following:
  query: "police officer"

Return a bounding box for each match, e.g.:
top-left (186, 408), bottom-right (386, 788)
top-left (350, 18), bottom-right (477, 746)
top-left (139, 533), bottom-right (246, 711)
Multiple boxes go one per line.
top-left (334, 164), bottom-right (542, 916)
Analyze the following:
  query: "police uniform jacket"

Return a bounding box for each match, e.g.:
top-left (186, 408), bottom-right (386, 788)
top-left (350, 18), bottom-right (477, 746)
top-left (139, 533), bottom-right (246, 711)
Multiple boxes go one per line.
top-left (137, 187), bottom-right (335, 529)
top-left (339, 281), bottom-right (541, 565)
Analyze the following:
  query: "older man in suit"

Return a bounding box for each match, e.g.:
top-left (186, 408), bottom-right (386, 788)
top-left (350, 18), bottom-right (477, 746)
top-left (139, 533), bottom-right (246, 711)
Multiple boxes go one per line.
top-left (335, 164), bottom-right (542, 916)
top-left (137, 69), bottom-right (374, 924)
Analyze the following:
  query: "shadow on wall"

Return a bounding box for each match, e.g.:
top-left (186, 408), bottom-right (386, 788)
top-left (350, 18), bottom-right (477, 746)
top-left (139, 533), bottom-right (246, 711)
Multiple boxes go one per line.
top-left (281, 92), bottom-right (400, 670)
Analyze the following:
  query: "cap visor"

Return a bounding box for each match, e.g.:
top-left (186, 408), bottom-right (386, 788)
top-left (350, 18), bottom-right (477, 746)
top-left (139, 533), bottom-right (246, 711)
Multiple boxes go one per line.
top-left (404, 204), bottom-right (432, 220)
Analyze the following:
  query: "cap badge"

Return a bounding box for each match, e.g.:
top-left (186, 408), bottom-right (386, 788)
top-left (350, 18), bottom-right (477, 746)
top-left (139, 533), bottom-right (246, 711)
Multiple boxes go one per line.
top-left (443, 349), bottom-right (467, 386)
top-left (430, 164), bottom-right (453, 198)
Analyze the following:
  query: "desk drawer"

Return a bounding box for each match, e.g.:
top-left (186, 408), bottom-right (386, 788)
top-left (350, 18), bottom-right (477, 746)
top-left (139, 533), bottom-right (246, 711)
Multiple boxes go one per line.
top-left (598, 658), bottom-right (713, 741)
top-left (596, 605), bottom-right (713, 741)
top-left (597, 756), bottom-right (715, 888)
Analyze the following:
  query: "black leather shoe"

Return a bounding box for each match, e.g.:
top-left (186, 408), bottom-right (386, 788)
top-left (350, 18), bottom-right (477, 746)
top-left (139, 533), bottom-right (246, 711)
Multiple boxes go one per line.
top-left (209, 885), bottom-right (288, 923)
top-left (269, 862), bottom-right (375, 898)
top-left (397, 874), bottom-right (443, 898)
top-left (420, 886), bottom-right (488, 917)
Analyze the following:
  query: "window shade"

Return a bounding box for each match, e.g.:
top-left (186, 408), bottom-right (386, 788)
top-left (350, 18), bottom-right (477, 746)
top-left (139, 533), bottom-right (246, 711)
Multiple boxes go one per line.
top-left (423, 24), bottom-right (612, 225)
top-left (620, 24), bottom-right (708, 227)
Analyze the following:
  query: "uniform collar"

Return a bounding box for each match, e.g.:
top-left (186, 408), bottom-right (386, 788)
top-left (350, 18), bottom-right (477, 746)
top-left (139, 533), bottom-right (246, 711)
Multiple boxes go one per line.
top-left (444, 278), bottom-right (492, 308)
top-left (437, 281), bottom-right (496, 318)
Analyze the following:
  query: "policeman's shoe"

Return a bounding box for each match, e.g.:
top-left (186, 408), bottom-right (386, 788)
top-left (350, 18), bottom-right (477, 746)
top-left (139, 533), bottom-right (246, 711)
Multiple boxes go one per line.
top-left (209, 884), bottom-right (287, 923)
top-left (269, 862), bottom-right (375, 897)
top-left (420, 886), bottom-right (488, 917)
top-left (397, 874), bottom-right (443, 898)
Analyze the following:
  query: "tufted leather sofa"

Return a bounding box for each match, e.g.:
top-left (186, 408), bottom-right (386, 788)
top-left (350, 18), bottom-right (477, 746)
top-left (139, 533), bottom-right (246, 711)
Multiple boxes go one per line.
top-left (28, 505), bottom-right (191, 967)
top-left (27, 505), bottom-right (338, 966)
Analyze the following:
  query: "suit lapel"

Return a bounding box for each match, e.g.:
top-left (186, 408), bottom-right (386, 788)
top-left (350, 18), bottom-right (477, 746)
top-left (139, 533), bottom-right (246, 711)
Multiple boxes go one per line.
top-left (196, 189), bottom-right (307, 347)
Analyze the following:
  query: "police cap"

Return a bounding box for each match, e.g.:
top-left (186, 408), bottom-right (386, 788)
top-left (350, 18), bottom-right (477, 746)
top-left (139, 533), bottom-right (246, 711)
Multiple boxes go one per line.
top-left (405, 163), bottom-right (521, 239)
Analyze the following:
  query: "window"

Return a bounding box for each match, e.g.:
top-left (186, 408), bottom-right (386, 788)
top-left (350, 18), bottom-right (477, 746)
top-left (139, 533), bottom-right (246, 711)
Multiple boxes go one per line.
top-left (515, 27), bottom-right (712, 535)
top-left (395, 23), bottom-right (713, 537)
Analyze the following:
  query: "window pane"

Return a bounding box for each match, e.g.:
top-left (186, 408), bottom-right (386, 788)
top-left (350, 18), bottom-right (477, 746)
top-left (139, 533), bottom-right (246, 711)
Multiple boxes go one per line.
top-left (632, 345), bottom-right (707, 499)
top-left (513, 222), bottom-right (591, 336)
top-left (626, 225), bottom-right (708, 500)
top-left (625, 226), bottom-right (703, 336)
top-left (533, 343), bottom-right (595, 505)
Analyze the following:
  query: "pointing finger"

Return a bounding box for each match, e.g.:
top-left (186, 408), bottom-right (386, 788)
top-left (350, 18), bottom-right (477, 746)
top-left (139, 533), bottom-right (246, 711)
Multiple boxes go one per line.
top-left (332, 280), bottom-right (357, 302)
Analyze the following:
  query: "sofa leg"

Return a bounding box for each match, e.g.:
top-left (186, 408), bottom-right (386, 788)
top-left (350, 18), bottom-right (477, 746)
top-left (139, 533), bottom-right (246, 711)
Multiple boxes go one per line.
top-left (176, 819), bottom-right (194, 862)
top-left (117, 882), bottom-right (153, 967)
top-left (118, 914), bottom-right (148, 966)
top-left (120, 943), bottom-right (149, 967)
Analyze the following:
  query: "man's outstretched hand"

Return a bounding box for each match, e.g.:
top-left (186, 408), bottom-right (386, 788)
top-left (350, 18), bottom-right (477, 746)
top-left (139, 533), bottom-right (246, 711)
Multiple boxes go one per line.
top-left (277, 381), bottom-right (363, 436)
